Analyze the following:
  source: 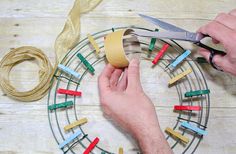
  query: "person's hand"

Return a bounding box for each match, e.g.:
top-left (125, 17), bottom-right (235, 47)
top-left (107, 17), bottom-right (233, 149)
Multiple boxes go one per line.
top-left (198, 9), bottom-right (236, 76)
top-left (98, 59), bottom-right (172, 154)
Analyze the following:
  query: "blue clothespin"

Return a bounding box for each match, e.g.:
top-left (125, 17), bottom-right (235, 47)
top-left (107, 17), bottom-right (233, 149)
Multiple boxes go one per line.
top-left (180, 122), bottom-right (207, 135)
top-left (58, 64), bottom-right (80, 79)
top-left (59, 130), bottom-right (82, 149)
top-left (165, 50), bottom-right (191, 70)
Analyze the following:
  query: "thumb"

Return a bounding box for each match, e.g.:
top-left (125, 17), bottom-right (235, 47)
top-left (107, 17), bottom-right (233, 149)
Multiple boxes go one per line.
top-left (127, 58), bottom-right (142, 91)
top-left (198, 48), bottom-right (226, 70)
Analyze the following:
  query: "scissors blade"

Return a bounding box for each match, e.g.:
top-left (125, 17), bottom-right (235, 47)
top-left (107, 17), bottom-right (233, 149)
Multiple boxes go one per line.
top-left (132, 30), bottom-right (199, 42)
top-left (139, 14), bottom-right (187, 32)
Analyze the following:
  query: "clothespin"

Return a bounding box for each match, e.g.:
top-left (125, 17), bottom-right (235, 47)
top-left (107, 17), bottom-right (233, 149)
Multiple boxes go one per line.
top-left (184, 89), bottom-right (210, 97)
top-left (87, 34), bottom-right (100, 54)
top-left (152, 43), bottom-right (169, 65)
top-left (165, 127), bottom-right (189, 144)
top-left (64, 118), bottom-right (88, 131)
top-left (112, 28), bottom-right (115, 32)
top-left (48, 100), bottom-right (74, 111)
top-left (180, 122), bottom-right (207, 135)
top-left (165, 50), bottom-right (191, 71)
top-left (83, 137), bottom-right (100, 154)
top-left (101, 152), bottom-right (106, 154)
top-left (77, 53), bottom-right (95, 74)
top-left (57, 88), bottom-right (82, 96)
top-left (119, 147), bottom-right (124, 154)
top-left (168, 68), bottom-right (192, 85)
top-left (174, 105), bottom-right (201, 111)
top-left (148, 29), bottom-right (159, 52)
top-left (59, 130), bottom-right (82, 149)
top-left (58, 64), bottom-right (80, 79)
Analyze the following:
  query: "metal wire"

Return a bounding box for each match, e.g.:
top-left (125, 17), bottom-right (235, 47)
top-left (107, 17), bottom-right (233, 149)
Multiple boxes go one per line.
top-left (47, 26), bottom-right (210, 154)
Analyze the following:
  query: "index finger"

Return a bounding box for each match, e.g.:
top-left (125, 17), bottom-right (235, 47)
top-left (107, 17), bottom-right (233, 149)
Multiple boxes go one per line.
top-left (98, 64), bottom-right (115, 92)
top-left (198, 20), bottom-right (234, 46)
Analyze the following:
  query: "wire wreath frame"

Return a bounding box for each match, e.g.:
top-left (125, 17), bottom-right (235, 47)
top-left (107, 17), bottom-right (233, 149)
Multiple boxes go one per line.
top-left (47, 26), bottom-right (210, 154)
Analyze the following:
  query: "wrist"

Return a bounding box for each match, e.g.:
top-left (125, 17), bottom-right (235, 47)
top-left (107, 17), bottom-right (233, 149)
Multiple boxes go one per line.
top-left (134, 123), bottom-right (172, 154)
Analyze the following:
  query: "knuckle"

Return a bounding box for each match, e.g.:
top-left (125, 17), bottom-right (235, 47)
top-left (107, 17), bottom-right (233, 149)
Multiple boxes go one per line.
top-left (229, 9), bottom-right (236, 15)
top-left (207, 21), bottom-right (216, 30)
top-left (215, 12), bottom-right (227, 21)
top-left (204, 21), bottom-right (218, 34)
top-left (214, 57), bottom-right (223, 66)
top-left (232, 32), bottom-right (236, 41)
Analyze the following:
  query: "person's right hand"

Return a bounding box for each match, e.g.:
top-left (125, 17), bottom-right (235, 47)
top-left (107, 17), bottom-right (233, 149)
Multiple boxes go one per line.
top-left (198, 9), bottom-right (236, 76)
top-left (98, 59), bottom-right (172, 154)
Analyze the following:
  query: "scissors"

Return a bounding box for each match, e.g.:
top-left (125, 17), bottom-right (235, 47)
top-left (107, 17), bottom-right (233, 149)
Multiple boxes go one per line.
top-left (133, 14), bottom-right (227, 71)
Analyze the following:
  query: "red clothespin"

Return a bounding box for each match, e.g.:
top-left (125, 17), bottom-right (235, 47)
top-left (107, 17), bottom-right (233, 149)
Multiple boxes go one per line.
top-left (83, 137), bottom-right (99, 154)
top-left (174, 105), bottom-right (201, 111)
top-left (152, 44), bottom-right (169, 65)
top-left (57, 88), bottom-right (82, 96)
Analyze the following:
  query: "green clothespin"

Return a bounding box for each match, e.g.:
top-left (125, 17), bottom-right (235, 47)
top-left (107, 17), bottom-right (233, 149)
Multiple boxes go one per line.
top-left (112, 28), bottom-right (115, 32)
top-left (148, 29), bottom-right (159, 52)
top-left (101, 151), bottom-right (106, 154)
top-left (77, 53), bottom-right (95, 74)
top-left (48, 100), bottom-right (74, 110)
top-left (185, 89), bottom-right (210, 97)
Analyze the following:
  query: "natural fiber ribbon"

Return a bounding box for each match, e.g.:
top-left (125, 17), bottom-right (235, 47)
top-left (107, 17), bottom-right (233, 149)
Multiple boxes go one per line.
top-left (104, 29), bottom-right (141, 68)
top-left (0, 0), bottom-right (101, 102)
top-left (0, 47), bottom-right (53, 101)
top-left (55, 0), bottom-right (102, 62)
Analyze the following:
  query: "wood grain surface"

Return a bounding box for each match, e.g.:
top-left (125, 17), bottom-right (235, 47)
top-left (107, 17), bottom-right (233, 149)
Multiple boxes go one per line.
top-left (0, 0), bottom-right (236, 153)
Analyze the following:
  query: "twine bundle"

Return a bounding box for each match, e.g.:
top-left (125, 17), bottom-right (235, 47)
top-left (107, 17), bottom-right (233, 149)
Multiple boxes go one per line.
top-left (0, 0), bottom-right (102, 101)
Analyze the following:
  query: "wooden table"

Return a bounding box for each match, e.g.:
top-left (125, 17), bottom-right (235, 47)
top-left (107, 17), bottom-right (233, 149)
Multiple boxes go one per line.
top-left (0, 0), bottom-right (236, 153)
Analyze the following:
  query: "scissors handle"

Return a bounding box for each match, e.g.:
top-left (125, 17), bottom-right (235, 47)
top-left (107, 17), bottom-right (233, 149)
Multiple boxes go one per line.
top-left (194, 41), bottom-right (226, 56)
top-left (194, 40), bottom-right (226, 71)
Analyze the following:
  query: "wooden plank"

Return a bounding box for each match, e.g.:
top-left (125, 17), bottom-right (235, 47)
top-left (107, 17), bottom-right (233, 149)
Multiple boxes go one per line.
top-left (0, 0), bottom-right (236, 153)
top-left (0, 0), bottom-right (235, 19)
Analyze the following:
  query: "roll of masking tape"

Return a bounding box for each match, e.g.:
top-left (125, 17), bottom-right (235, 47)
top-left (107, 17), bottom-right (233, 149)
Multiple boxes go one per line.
top-left (104, 29), bottom-right (141, 68)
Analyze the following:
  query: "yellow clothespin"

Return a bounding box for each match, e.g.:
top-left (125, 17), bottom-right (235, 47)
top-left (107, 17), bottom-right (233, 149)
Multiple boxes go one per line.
top-left (87, 34), bottom-right (100, 54)
top-left (168, 68), bottom-right (192, 85)
top-left (119, 147), bottom-right (124, 154)
top-left (64, 118), bottom-right (88, 131)
top-left (165, 127), bottom-right (189, 144)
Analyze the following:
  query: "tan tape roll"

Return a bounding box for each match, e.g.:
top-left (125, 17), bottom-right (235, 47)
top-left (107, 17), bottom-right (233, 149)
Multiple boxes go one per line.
top-left (104, 29), bottom-right (141, 68)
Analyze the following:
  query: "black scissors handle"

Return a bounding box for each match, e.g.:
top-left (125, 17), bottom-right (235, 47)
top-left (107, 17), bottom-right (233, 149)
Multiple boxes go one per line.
top-left (194, 41), bottom-right (226, 71)
top-left (195, 41), bottom-right (226, 55)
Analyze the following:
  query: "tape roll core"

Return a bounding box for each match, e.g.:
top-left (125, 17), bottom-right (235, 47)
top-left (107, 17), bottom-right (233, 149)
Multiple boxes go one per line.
top-left (104, 29), bottom-right (141, 68)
